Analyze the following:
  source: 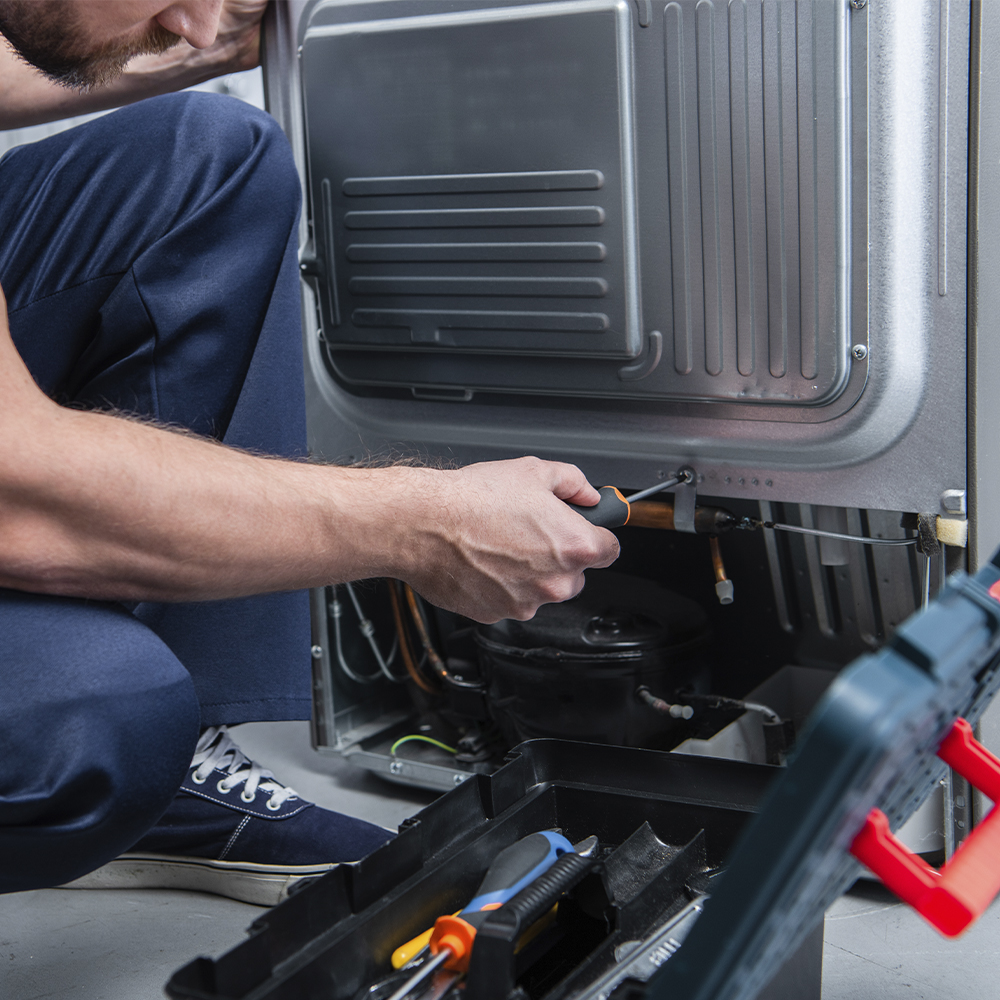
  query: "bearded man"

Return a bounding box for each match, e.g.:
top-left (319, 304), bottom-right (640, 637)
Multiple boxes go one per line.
top-left (0, 1), bottom-right (618, 904)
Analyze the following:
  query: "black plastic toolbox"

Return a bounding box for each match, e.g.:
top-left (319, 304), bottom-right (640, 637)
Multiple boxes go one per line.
top-left (167, 556), bottom-right (1000, 1000)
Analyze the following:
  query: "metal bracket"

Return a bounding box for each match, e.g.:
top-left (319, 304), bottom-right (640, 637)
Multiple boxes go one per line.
top-left (672, 467), bottom-right (698, 533)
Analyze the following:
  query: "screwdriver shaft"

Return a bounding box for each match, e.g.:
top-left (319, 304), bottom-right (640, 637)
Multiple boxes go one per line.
top-left (385, 948), bottom-right (450, 1000)
top-left (626, 474), bottom-right (684, 503)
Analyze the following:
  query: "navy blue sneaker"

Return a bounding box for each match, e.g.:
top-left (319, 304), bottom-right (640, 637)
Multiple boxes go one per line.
top-left (61, 726), bottom-right (394, 905)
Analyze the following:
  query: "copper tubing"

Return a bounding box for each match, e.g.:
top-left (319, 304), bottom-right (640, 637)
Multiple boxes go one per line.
top-left (388, 580), bottom-right (437, 693)
top-left (626, 499), bottom-right (736, 533)
top-left (709, 535), bottom-right (726, 584)
top-left (709, 536), bottom-right (735, 604)
top-left (404, 583), bottom-right (450, 680)
top-left (627, 500), bottom-right (676, 530)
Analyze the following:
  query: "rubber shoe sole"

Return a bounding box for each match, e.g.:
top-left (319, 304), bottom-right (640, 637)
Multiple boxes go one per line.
top-left (59, 852), bottom-right (337, 906)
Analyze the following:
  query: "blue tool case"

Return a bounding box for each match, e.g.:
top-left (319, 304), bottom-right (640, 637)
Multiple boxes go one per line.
top-left (167, 555), bottom-right (1000, 1000)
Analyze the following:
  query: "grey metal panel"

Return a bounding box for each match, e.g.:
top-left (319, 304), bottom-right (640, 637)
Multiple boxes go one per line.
top-left (304, 0), bottom-right (852, 405)
top-left (300, 0), bottom-right (642, 360)
top-left (271, 0), bottom-right (970, 516)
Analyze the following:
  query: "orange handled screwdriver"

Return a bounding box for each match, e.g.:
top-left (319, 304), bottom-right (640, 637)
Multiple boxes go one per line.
top-left (566, 470), bottom-right (693, 528)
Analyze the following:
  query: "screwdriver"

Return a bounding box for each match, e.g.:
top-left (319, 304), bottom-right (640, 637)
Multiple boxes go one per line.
top-left (385, 831), bottom-right (575, 1000)
top-left (390, 834), bottom-right (599, 969)
top-left (567, 469), bottom-right (694, 529)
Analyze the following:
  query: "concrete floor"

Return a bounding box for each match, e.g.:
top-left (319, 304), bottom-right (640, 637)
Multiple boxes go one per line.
top-left (1, 721), bottom-right (997, 1000)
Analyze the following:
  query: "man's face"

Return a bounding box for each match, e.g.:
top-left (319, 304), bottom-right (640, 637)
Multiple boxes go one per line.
top-left (0, 1), bottom-right (221, 91)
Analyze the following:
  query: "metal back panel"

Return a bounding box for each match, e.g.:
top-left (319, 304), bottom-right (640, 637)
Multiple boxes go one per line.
top-left (267, 0), bottom-right (970, 518)
top-left (301, 0), bottom-right (851, 406)
top-left (302, 2), bottom-right (641, 362)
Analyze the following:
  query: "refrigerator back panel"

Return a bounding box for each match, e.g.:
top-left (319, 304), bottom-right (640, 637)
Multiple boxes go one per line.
top-left (282, 0), bottom-right (969, 515)
top-left (301, 0), bottom-right (851, 405)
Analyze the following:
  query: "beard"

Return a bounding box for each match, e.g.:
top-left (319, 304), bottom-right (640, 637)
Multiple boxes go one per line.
top-left (0, 0), bottom-right (181, 91)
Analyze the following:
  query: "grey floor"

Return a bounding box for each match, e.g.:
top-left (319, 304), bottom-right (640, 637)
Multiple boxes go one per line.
top-left (2, 721), bottom-right (997, 1000)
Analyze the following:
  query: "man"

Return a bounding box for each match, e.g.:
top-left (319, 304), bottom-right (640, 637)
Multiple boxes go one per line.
top-left (0, 1), bottom-right (619, 905)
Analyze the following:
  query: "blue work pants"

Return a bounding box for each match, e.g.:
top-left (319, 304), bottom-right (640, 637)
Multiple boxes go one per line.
top-left (0, 93), bottom-right (312, 892)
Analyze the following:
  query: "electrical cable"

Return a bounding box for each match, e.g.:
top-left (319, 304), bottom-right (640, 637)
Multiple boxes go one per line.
top-left (636, 686), bottom-right (694, 719)
top-left (760, 522), bottom-right (918, 547)
top-left (390, 734), bottom-right (458, 756)
top-left (329, 588), bottom-right (382, 684)
top-left (344, 581), bottom-right (403, 682)
top-left (388, 580), bottom-right (438, 693)
top-left (684, 693), bottom-right (783, 725)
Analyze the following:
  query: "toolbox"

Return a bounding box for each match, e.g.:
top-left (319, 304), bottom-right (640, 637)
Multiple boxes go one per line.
top-left (167, 553), bottom-right (1000, 1000)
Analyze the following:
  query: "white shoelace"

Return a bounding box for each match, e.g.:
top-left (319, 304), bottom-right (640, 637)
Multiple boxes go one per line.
top-left (190, 726), bottom-right (300, 812)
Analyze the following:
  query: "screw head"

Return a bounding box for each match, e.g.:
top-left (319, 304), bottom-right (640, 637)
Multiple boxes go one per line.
top-left (850, 0), bottom-right (866, 9)
top-left (389, 760), bottom-right (404, 775)
top-left (852, 344), bottom-right (869, 361)
top-left (453, 773), bottom-right (466, 786)
top-left (310, 644), bottom-right (323, 659)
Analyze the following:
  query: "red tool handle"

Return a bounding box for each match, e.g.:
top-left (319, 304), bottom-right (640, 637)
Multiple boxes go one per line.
top-left (850, 717), bottom-right (1000, 937)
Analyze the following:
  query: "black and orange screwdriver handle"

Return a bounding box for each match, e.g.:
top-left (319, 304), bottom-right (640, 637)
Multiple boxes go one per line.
top-left (567, 486), bottom-right (630, 528)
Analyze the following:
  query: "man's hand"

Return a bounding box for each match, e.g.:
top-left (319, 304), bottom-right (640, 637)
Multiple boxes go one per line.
top-left (0, 281), bottom-right (618, 622)
top-left (393, 458), bottom-right (621, 623)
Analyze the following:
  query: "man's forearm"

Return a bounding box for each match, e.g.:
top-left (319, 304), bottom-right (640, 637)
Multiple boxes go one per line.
top-left (0, 320), bottom-right (617, 623)
top-left (0, 400), bottom-right (408, 602)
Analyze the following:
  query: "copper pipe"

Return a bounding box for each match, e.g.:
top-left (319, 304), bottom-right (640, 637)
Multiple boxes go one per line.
top-left (388, 580), bottom-right (437, 693)
top-left (404, 584), bottom-right (449, 680)
top-left (627, 499), bottom-right (676, 530)
top-left (709, 536), bottom-right (734, 604)
top-left (626, 499), bottom-right (736, 533)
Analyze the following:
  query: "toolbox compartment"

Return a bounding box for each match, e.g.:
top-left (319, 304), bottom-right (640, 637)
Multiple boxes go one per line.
top-left (168, 555), bottom-right (1000, 1000)
top-left (166, 742), bottom-right (815, 1000)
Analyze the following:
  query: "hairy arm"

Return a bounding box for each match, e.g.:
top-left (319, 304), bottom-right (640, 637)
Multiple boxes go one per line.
top-left (0, 289), bottom-right (619, 623)
top-left (0, 0), bottom-right (266, 130)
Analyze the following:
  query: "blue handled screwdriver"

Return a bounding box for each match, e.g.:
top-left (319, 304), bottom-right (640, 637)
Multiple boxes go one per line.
top-left (384, 831), bottom-right (577, 1000)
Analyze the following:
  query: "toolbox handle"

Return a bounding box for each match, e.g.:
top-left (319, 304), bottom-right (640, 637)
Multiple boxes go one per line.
top-left (850, 718), bottom-right (1000, 937)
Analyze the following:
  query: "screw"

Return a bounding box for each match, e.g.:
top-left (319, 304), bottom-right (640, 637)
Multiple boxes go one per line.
top-left (850, 0), bottom-right (866, 9)
top-left (453, 773), bottom-right (466, 786)
top-left (852, 344), bottom-right (868, 360)
top-left (765, 479), bottom-right (773, 487)
top-left (310, 645), bottom-right (323, 659)
top-left (389, 760), bottom-right (403, 775)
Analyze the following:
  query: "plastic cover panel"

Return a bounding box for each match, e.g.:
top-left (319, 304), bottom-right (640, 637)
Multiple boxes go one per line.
top-left (301, 1), bottom-right (642, 360)
top-left (302, 0), bottom-right (850, 406)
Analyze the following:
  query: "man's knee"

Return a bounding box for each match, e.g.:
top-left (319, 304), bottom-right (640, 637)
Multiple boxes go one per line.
top-left (0, 592), bottom-right (200, 893)
top-left (125, 91), bottom-right (301, 232)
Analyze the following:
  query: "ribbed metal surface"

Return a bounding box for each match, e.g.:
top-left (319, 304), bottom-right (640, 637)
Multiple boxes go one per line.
top-left (658, 0), bottom-right (846, 402)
